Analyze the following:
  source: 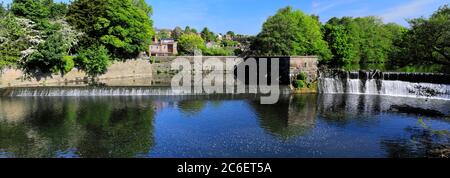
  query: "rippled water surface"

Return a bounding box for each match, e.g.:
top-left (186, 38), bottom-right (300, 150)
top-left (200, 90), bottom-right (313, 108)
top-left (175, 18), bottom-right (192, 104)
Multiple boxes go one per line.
top-left (1, 94), bottom-right (449, 158)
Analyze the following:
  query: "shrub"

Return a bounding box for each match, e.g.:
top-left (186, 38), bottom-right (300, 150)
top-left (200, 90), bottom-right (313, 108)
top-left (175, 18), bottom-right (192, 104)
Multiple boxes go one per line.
top-left (62, 56), bottom-right (75, 73)
top-left (296, 72), bottom-right (307, 80)
top-left (293, 80), bottom-right (305, 89)
top-left (75, 45), bottom-right (110, 77)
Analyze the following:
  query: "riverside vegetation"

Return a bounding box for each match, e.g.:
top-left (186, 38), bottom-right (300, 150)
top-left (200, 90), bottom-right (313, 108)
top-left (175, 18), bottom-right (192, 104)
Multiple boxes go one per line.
top-left (0, 1), bottom-right (449, 78)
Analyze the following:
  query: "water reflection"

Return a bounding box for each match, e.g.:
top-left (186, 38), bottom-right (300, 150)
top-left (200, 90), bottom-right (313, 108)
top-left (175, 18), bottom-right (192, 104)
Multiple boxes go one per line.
top-left (0, 97), bottom-right (155, 158)
top-left (0, 94), bottom-right (449, 158)
top-left (250, 94), bottom-right (317, 140)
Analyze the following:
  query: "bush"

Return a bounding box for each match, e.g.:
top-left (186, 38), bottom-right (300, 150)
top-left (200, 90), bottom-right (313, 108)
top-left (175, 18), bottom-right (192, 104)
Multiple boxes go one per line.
top-left (62, 56), bottom-right (75, 73)
top-left (296, 72), bottom-right (307, 80)
top-left (75, 45), bottom-right (110, 77)
top-left (293, 80), bottom-right (305, 89)
top-left (202, 47), bottom-right (234, 56)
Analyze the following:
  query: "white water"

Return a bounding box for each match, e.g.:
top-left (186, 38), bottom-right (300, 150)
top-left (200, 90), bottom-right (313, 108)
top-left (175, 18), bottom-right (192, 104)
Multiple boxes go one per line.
top-left (2, 86), bottom-right (293, 97)
top-left (319, 78), bottom-right (450, 100)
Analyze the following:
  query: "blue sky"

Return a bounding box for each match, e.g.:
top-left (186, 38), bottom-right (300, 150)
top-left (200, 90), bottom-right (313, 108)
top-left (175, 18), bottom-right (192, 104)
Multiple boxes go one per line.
top-left (2, 0), bottom-right (449, 35)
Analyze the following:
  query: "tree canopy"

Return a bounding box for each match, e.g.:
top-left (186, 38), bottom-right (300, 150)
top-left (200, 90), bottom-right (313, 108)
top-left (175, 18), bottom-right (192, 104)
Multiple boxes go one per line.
top-left (67, 0), bottom-right (155, 59)
top-left (390, 5), bottom-right (449, 71)
top-left (177, 33), bottom-right (205, 55)
top-left (251, 7), bottom-right (332, 61)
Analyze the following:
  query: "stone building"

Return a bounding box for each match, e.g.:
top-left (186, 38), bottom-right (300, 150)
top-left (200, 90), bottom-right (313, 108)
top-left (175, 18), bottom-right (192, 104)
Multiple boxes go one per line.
top-left (149, 37), bottom-right (178, 56)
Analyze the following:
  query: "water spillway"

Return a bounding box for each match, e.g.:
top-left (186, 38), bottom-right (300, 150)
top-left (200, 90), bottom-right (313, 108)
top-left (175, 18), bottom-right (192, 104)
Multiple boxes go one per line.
top-left (318, 70), bottom-right (450, 100)
top-left (0, 86), bottom-right (293, 97)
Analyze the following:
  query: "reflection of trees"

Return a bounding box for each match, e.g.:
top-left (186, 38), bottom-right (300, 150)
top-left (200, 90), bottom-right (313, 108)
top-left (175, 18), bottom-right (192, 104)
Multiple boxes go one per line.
top-left (317, 94), bottom-right (381, 124)
top-left (250, 94), bottom-right (317, 140)
top-left (0, 97), bottom-right (156, 158)
top-left (177, 100), bottom-right (207, 116)
top-left (381, 127), bottom-right (450, 158)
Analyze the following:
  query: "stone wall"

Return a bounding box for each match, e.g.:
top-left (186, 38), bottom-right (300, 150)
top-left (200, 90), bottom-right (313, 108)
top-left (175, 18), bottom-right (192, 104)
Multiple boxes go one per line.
top-left (0, 56), bottom-right (319, 88)
top-left (0, 59), bottom-right (153, 88)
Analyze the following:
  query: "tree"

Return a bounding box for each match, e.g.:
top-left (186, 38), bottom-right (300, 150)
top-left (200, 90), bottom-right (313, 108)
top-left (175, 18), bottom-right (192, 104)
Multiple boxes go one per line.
top-left (191, 28), bottom-right (198, 34)
top-left (11, 0), bottom-right (51, 21)
top-left (391, 5), bottom-right (449, 69)
top-left (323, 23), bottom-right (356, 64)
top-left (74, 45), bottom-right (110, 77)
top-left (251, 7), bottom-right (332, 61)
top-left (226, 31), bottom-right (235, 38)
top-left (67, 0), bottom-right (155, 59)
top-left (21, 20), bottom-right (82, 75)
top-left (177, 33), bottom-right (205, 55)
top-left (132, 0), bottom-right (152, 16)
top-left (0, 14), bottom-right (28, 68)
top-left (323, 16), bottom-right (405, 66)
top-left (184, 26), bottom-right (191, 34)
top-left (0, 2), bottom-right (6, 15)
top-left (200, 27), bottom-right (216, 42)
top-left (171, 26), bottom-right (183, 39)
top-left (158, 30), bottom-right (171, 39)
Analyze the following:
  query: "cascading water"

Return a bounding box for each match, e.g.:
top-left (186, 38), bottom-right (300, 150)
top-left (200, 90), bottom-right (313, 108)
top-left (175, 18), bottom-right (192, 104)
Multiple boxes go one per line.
top-left (318, 70), bottom-right (450, 100)
top-left (0, 86), bottom-right (293, 97)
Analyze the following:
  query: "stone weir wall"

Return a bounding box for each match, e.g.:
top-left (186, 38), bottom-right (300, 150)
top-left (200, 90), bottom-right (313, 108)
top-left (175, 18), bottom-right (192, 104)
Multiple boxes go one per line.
top-left (0, 56), bottom-right (319, 88)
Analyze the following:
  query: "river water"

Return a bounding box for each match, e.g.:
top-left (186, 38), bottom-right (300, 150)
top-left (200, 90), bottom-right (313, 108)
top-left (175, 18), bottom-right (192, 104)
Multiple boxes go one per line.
top-left (1, 93), bottom-right (449, 158)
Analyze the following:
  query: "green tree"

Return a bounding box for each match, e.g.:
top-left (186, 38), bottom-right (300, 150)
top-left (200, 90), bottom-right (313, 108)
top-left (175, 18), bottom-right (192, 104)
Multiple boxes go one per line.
top-left (0, 2), bottom-right (6, 15)
top-left (177, 33), bottom-right (205, 55)
top-left (251, 7), bottom-right (332, 61)
top-left (67, 0), bottom-right (155, 59)
top-left (171, 26), bottom-right (183, 39)
top-left (184, 26), bottom-right (191, 34)
top-left (323, 16), bottom-right (405, 66)
top-left (23, 32), bottom-right (74, 74)
top-left (158, 30), bottom-right (171, 39)
top-left (74, 45), bottom-right (110, 77)
top-left (323, 20), bottom-right (356, 65)
top-left (0, 14), bottom-right (28, 68)
top-left (391, 5), bottom-right (449, 69)
top-left (226, 31), bottom-right (235, 38)
top-left (201, 27), bottom-right (216, 42)
top-left (11, 0), bottom-right (51, 21)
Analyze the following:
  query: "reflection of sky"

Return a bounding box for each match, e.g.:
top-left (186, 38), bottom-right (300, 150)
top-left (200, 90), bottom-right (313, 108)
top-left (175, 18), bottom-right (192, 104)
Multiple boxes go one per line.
top-left (0, 95), bottom-right (449, 158)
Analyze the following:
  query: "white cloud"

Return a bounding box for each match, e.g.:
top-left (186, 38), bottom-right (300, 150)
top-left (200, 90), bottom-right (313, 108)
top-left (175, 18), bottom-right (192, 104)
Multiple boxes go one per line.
top-left (380, 0), bottom-right (437, 23)
top-left (311, 0), bottom-right (357, 14)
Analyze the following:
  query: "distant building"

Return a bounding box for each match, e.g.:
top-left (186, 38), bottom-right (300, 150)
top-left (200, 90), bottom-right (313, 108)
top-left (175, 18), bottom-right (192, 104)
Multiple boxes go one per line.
top-left (149, 37), bottom-right (178, 56)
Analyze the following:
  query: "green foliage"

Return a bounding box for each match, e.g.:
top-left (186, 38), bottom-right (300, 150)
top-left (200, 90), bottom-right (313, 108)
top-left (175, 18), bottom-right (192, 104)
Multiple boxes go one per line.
top-left (292, 72), bottom-right (308, 89)
top-left (293, 80), bottom-right (305, 89)
top-left (202, 47), bottom-right (234, 56)
top-left (200, 27), bottom-right (216, 42)
top-left (171, 26), bottom-right (183, 39)
top-left (0, 14), bottom-right (27, 68)
top-left (323, 16), bottom-right (406, 66)
top-left (67, 0), bottom-right (155, 59)
top-left (75, 45), bottom-right (110, 77)
top-left (251, 6), bottom-right (332, 61)
top-left (11, 0), bottom-right (51, 21)
top-left (226, 31), bottom-right (235, 38)
top-left (177, 33), bottom-right (205, 55)
top-left (23, 32), bottom-right (72, 74)
top-left (62, 55), bottom-right (75, 73)
top-left (323, 18), bottom-right (358, 65)
top-left (296, 72), bottom-right (307, 80)
top-left (221, 39), bottom-right (239, 47)
top-left (390, 5), bottom-right (449, 71)
top-left (0, 2), bottom-right (6, 15)
top-left (158, 30), bottom-right (171, 39)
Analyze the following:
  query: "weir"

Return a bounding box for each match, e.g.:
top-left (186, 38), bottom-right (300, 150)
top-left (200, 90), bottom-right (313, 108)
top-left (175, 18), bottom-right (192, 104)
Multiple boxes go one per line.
top-left (318, 70), bottom-right (450, 100)
top-left (0, 86), bottom-right (293, 97)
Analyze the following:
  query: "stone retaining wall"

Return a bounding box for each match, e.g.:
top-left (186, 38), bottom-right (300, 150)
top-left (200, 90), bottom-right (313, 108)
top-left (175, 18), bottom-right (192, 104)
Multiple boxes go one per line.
top-left (0, 56), bottom-right (319, 88)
